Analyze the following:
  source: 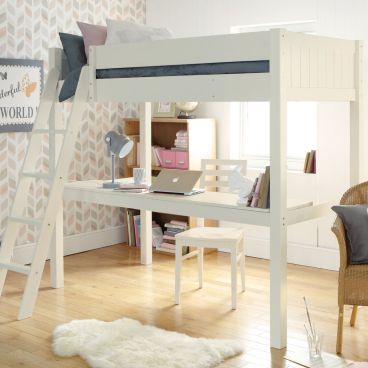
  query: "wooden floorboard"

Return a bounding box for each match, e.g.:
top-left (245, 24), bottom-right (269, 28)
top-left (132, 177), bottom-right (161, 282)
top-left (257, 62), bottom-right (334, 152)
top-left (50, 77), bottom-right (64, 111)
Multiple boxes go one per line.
top-left (0, 244), bottom-right (367, 367)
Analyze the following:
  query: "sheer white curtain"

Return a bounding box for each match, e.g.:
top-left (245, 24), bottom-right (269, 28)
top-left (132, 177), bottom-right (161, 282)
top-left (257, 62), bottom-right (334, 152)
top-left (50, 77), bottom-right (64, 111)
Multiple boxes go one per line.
top-left (237, 101), bottom-right (317, 171)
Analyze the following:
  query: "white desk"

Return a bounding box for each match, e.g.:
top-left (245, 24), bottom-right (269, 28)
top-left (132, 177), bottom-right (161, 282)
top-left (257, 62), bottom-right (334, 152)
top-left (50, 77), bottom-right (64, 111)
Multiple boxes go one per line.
top-left (63, 178), bottom-right (329, 233)
top-left (58, 178), bottom-right (331, 350)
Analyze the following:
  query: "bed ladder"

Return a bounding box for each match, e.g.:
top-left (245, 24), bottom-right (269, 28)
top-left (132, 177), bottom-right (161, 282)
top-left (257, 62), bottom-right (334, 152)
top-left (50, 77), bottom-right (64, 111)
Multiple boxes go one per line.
top-left (0, 66), bottom-right (89, 320)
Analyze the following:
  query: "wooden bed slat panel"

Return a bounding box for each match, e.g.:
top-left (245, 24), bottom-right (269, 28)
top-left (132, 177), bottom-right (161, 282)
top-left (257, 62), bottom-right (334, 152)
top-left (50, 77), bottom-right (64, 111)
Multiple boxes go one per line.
top-left (94, 32), bottom-right (271, 69)
top-left (94, 73), bottom-right (271, 102)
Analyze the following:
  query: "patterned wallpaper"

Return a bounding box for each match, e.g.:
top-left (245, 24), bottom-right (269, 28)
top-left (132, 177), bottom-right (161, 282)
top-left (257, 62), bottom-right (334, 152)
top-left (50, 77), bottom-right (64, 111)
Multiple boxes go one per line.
top-left (0, 0), bottom-right (146, 245)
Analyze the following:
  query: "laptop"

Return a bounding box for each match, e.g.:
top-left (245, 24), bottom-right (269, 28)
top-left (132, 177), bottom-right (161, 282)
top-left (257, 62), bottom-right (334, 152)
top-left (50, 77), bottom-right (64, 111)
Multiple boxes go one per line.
top-left (150, 169), bottom-right (204, 196)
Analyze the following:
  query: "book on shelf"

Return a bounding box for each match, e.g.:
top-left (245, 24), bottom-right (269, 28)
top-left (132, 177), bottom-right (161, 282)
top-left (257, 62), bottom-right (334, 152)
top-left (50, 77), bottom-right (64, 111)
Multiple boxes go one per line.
top-left (163, 234), bottom-right (176, 242)
top-left (126, 208), bottom-right (139, 246)
top-left (170, 220), bottom-right (188, 227)
top-left (164, 222), bottom-right (187, 230)
top-left (152, 225), bottom-right (163, 248)
top-left (174, 130), bottom-right (189, 150)
top-left (246, 167), bottom-right (270, 209)
top-left (153, 146), bottom-right (165, 167)
top-left (171, 147), bottom-right (188, 151)
top-left (250, 173), bottom-right (264, 207)
top-left (303, 150), bottom-right (317, 173)
top-left (133, 214), bottom-right (141, 247)
top-left (247, 177), bottom-right (259, 207)
top-left (258, 166), bottom-right (270, 209)
top-left (158, 219), bottom-right (189, 255)
top-left (115, 183), bottom-right (150, 193)
top-left (126, 210), bottom-right (163, 248)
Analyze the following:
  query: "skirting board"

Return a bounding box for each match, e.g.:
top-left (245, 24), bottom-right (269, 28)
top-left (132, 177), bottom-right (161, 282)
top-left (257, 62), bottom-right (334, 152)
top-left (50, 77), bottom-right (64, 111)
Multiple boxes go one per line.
top-left (13, 225), bottom-right (127, 265)
top-left (244, 236), bottom-right (339, 271)
top-left (219, 236), bottom-right (339, 271)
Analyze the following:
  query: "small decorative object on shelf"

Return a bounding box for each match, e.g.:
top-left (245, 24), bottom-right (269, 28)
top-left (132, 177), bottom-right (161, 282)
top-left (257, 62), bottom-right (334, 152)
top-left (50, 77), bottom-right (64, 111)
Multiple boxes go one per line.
top-left (176, 101), bottom-right (199, 119)
top-left (133, 167), bottom-right (146, 185)
top-left (303, 296), bottom-right (323, 360)
top-left (228, 166), bottom-right (254, 205)
top-left (153, 102), bottom-right (176, 117)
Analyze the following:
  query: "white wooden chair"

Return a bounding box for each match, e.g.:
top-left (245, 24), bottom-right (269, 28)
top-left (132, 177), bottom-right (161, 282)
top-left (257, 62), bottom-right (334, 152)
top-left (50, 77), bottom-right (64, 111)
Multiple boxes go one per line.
top-left (175, 159), bottom-right (247, 310)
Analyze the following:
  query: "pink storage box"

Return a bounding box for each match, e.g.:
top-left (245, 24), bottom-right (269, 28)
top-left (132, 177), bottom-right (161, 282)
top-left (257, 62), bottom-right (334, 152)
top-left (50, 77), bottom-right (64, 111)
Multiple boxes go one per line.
top-left (175, 151), bottom-right (189, 170)
top-left (160, 150), bottom-right (176, 168)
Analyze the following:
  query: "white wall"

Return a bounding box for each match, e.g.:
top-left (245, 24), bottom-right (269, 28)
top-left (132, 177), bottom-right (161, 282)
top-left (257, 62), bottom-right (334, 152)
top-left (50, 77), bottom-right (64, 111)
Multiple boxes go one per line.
top-left (146, 0), bottom-right (368, 270)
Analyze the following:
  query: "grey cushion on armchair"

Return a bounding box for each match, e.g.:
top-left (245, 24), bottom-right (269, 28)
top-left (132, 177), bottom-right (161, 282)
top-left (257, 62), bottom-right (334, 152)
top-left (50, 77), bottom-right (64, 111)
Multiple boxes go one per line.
top-left (332, 204), bottom-right (368, 264)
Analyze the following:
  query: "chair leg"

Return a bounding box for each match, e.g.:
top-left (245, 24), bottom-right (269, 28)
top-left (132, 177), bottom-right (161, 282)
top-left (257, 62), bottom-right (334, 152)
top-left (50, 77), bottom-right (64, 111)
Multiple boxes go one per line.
top-left (336, 305), bottom-right (344, 354)
top-left (239, 240), bottom-right (245, 292)
top-left (197, 248), bottom-right (203, 289)
top-left (350, 305), bottom-right (358, 327)
top-left (231, 247), bottom-right (237, 310)
top-left (175, 243), bottom-right (183, 305)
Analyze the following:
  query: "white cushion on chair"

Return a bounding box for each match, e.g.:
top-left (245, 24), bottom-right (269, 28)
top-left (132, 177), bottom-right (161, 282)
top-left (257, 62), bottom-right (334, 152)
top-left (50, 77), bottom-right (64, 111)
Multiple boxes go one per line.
top-left (175, 227), bottom-right (243, 248)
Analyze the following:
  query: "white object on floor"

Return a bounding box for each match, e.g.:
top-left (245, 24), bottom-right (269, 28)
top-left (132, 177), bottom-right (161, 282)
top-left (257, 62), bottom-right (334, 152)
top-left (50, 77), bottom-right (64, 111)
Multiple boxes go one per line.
top-left (53, 318), bottom-right (243, 368)
top-left (175, 159), bottom-right (247, 310)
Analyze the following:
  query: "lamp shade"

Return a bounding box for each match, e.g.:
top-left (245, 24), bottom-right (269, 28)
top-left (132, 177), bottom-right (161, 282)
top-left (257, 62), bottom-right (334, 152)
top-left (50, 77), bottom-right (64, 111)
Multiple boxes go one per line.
top-left (105, 131), bottom-right (133, 158)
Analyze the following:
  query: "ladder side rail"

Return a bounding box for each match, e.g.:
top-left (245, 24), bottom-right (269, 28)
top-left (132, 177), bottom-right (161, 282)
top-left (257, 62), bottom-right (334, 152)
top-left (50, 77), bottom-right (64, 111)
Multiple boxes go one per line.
top-left (18, 66), bottom-right (89, 319)
top-left (0, 68), bottom-right (61, 296)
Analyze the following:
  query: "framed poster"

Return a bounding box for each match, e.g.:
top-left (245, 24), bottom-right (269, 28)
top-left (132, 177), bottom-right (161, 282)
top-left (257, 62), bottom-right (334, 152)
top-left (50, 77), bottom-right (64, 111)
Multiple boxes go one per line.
top-left (0, 58), bottom-right (43, 132)
top-left (152, 102), bottom-right (176, 118)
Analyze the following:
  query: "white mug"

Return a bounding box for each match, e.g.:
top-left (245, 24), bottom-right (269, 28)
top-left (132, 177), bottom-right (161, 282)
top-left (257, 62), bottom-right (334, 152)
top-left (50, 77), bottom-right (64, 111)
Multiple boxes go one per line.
top-left (133, 168), bottom-right (146, 185)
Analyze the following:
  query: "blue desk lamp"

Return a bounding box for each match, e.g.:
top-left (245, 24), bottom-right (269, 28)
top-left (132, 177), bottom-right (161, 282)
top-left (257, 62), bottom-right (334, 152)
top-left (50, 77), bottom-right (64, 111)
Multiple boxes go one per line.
top-left (103, 131), bottom-right (133, 189)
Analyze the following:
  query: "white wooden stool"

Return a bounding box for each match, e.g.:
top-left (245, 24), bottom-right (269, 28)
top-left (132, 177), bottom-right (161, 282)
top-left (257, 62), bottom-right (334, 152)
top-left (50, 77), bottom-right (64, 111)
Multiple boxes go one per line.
top-left (175, 226), bottom-right (245, 309)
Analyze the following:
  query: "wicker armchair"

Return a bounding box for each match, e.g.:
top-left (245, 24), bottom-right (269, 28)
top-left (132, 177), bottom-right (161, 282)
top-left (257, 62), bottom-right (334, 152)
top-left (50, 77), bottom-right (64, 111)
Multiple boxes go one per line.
top-left (332, 181), bottom-right (368, 354)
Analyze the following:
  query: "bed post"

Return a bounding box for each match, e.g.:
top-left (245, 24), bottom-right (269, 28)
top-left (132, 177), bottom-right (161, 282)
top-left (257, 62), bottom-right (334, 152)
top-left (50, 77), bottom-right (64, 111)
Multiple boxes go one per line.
top-left (269, 29), bottom-right (288, 349)
top-left (350, 40), bottom-right (363, 185)
top-left (48, 48), bottom-right (65, 289)
top-left (139, 102), bottom-right (153, 265)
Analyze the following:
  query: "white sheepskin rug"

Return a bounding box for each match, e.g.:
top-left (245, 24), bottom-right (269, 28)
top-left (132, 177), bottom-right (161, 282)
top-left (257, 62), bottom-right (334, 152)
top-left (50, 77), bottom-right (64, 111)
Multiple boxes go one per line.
top-left (52, 318), bottom-right (243, 368)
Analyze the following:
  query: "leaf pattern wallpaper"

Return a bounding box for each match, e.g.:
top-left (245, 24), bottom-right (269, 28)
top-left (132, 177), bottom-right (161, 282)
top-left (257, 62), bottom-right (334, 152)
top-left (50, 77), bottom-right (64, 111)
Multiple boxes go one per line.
top-left (0, 0), bottom-right (146, 246)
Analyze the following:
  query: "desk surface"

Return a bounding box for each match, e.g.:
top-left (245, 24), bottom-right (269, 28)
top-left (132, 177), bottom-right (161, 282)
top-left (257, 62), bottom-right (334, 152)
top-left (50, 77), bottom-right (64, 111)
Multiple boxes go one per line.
top-left (63, 179), bottom-right (322, 227)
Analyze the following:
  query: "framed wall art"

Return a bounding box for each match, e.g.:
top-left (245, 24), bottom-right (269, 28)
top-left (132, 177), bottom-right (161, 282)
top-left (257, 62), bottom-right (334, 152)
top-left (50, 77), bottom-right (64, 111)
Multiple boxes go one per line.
top-left (0, 58), bottom-right (43, 132)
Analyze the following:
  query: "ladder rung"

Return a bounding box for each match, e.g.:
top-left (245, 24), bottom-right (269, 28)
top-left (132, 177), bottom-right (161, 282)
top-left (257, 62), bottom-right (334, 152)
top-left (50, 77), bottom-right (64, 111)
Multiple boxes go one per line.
top-left (8, 216), bottom-right (42, 227)
top-left (0, 262), bottom-right (30, 275)
top-left (32, 128), bottom-right (66, 134)
top-left (21, 172), bottom-right (52, 180)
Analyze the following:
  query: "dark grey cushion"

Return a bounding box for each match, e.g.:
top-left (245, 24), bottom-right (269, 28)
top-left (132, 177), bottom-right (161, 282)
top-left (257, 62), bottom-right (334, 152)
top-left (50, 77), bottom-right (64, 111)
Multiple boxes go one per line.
top-left (59, 33), bottom-right (87, 70)
top-left (58, 33), bottom-right (86, 101)
top-left (59, 67), bottom-right (82, 102)
top-left (332, 204), bottom-right (368, 264)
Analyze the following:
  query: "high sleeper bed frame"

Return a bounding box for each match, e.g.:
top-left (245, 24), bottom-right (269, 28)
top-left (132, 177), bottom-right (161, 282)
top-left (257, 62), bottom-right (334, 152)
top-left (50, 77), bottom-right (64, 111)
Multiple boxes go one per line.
top-left (0, 29), bottom-right (363, 350)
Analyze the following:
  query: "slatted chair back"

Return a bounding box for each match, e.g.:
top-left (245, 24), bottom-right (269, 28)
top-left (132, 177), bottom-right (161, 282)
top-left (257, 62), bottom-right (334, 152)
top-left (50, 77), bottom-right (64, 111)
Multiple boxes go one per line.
top-left (200, 159), bottom-right (247, 192)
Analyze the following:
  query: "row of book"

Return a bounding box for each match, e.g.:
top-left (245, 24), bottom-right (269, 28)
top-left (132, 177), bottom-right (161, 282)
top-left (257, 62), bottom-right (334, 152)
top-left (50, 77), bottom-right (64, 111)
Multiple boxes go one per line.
top-left (247, 166), bottom-right (270, 208)
top-left (157, 220), bottom-right (189, 255)
top-left (126, 209), bottom-right (163, 248)
top-left (303, 150), bottom-right (316, 174)
top-left (173, 130), bottom-right (188, 151)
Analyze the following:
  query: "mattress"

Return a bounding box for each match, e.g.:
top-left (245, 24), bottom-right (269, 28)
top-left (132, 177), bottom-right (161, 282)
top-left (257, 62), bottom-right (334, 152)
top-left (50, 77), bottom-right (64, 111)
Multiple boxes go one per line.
top-left (96, 60), bottom-right (269, 79)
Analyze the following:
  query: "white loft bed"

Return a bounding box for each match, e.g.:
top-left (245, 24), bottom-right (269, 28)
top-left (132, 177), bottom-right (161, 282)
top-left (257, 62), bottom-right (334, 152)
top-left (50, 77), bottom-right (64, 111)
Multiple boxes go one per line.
top-left (0, 29), bottom-right (363, 351)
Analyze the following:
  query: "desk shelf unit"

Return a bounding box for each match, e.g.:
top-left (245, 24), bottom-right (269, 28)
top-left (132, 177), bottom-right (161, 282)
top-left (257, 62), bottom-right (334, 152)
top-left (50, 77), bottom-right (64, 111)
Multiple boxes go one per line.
top-left (122, 117), bottom-right (216, 176)
top-left (122, 117), bottom-right (216, 254)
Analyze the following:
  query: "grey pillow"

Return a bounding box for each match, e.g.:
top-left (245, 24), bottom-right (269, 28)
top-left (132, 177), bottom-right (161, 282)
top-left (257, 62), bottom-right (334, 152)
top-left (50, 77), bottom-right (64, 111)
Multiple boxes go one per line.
top-left (59, 33), bottom-right (87, 70)
top-left (59, 67), bottom-right (82, 102)
top-left (59, 33), bottom-right (86, 101)
top-left (332, 204), bottom-right (368, 264)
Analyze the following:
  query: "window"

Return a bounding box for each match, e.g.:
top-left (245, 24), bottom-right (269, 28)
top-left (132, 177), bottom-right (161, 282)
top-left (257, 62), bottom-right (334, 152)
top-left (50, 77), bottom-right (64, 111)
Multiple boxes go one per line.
top-left (231, 20), bottom-right (318, 171)
top-left (238, 102), bottom-right (317, 171)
